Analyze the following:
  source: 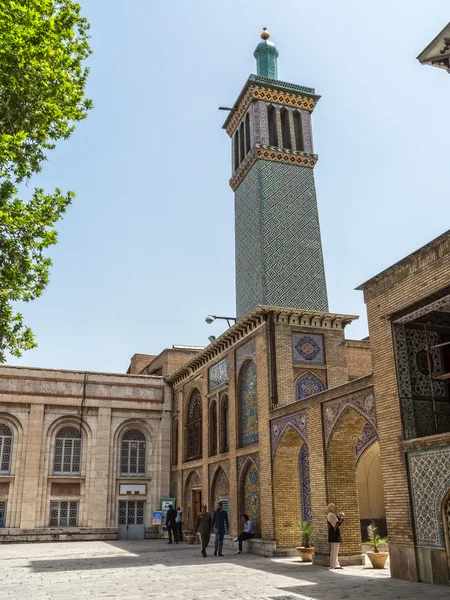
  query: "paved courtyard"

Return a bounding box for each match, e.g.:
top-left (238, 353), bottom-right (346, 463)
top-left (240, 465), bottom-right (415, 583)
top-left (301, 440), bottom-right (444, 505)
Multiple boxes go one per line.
top-left (0, 539), bottom-right (448, 600)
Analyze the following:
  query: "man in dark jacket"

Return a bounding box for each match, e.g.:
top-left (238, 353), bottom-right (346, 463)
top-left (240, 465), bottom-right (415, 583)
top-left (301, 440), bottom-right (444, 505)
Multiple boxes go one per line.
top-left (212, 502), bottom-right (229, 556)
top-left (166, 504), bottom-right (178, 544)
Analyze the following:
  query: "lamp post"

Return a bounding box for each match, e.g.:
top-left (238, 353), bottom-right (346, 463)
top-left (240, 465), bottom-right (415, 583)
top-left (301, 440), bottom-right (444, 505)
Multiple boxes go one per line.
top-left (205, 315), bottom-right (237, 328)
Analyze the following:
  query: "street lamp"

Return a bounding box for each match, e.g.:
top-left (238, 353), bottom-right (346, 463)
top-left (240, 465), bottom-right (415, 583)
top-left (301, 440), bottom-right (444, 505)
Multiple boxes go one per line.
top-left (205, 315), bottom-right (237, 328)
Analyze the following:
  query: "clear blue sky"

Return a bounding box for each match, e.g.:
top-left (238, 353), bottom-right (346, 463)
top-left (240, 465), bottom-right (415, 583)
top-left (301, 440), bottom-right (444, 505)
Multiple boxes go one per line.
top-left (8, 1), bottom-right (450, 373)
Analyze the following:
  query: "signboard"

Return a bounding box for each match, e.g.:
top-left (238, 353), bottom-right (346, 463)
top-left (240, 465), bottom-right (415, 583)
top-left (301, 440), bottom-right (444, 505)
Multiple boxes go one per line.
top-left (152, 511), bottom-right (162, 525)
top-left (119, 484), bottom-right (147, 496)
top-left (160, 497), bottom-right (176, 538)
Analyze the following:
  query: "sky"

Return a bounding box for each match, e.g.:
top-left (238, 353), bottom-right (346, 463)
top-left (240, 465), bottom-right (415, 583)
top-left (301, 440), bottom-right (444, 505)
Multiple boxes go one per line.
top-left (7, 1), bottom-right (450, 373)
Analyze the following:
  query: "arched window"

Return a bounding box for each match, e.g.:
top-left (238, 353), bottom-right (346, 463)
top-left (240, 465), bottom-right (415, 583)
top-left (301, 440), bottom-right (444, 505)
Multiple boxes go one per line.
top-left (239, 122), bottom-right (245, 164)
top-left (172, 418), bottom-right (178, 466)
top-left (245, 112), bottom-right (251, 155)
top-left (209, 401), bottom-right (217, 457)
top-left (239, 360), bottom-right (258, 446)
top-left (295, 372), bottom-right (326, 400)
top-left (280, 108), bottom-right (291, 149)
top-left (293, 111), bottom-right (304, 151)
top-left (121, 429), bottom-right (146, 476)
top-left (53, 426), bottom-right (81, 475)
top-left (0, 424), bottom-right (13, 475)
top-left (233, 133), bottom-right (239, 172)
top-left (186, 390), bottom-right (202, 460)
top-left (268, 104), bottom-right (278, 147)
top-left (219, 395), bottom-right (229, 454)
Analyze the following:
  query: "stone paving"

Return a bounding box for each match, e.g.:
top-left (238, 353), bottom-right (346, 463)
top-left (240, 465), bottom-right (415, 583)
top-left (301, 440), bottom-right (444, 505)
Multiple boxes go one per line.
top-left (0, 539), bottom-right (448, 600)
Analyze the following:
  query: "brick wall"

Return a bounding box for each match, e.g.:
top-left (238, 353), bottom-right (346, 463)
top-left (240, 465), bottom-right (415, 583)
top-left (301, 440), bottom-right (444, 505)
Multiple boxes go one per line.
top-left (345, 340), bottom-right (372, 380)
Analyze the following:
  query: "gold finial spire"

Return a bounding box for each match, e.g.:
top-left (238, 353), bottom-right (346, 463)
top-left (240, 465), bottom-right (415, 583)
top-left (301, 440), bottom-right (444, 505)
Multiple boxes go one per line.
top-left (261, 27), bottom-right (270, 41)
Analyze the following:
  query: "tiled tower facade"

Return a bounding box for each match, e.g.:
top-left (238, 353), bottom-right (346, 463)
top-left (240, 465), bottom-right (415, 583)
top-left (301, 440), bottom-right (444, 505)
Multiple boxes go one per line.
top-left (224, 30), bottom-right (329, 318)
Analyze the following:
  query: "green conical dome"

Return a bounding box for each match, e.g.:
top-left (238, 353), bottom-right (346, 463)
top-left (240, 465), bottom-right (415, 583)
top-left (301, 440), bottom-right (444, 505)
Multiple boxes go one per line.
top-left (254, 28), bottom-right (279, 79)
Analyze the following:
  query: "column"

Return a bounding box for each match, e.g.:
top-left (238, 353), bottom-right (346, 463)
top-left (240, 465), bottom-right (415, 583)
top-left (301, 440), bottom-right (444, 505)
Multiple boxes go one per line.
top-left (20, 404), bottom-right (44, 529)
top-left (91, 407), bottom-right (111, 527)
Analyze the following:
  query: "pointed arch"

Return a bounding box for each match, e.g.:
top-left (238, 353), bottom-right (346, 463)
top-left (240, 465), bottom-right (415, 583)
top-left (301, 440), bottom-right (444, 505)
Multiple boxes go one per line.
top-left (219, 394), bottom-right (229, 454)
top-left (209, 400), bottom-right (217, 457)
top-left (238, 359), bottom-right (258, 447)
top-left (295, 371), bottom-right (326, 401)
top-left (239, 456), bottom-right (260, 534)
top-left (186, 389), bottom-right (202, 461)
top-left (211, 466), bottom-right (230, 505)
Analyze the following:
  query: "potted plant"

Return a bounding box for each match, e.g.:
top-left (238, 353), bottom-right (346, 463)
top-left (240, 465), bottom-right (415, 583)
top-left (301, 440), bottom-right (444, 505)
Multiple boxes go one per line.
top-left (366, 522), bottom-right (389, 569)
top-left (286, 520), bottom-right (314, 562)
top-left (184, 531), bottom-right (197, 544)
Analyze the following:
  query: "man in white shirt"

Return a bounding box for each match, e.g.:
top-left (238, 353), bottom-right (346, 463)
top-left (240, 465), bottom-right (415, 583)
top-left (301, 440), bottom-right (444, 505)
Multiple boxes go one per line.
top-left (233, 514), bottom-right (256, 554)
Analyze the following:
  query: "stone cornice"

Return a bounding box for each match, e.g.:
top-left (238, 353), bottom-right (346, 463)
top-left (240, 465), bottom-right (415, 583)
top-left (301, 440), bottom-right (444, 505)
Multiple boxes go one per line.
top-left (166, 306), bottom-right (358, 386)
top-left (230, 144), bottom-right (318, 191)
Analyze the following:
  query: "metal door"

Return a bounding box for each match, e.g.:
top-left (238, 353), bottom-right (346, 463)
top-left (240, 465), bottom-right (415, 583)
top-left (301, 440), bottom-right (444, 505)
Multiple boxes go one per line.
top-left (118, 501), bottom-right (145, 540)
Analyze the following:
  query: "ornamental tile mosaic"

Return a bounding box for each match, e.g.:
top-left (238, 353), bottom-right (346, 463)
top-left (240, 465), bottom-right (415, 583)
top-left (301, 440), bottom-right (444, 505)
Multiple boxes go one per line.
top-left (296, 372), bottom-right (326, 400)
top-left (408, 447), bottom-right (450, 547)
top-left (404, 329), bottom-right (446, 398)
top-left (299, 445), bottom-right (312, 522)
top-left (235, 161), bottom-right (328, 317)
top-left (293, 333), bottom-right (325, 363)
top-left (208, 358), bottom-right (228, 392)
top-left (271, 411), bottom-right (307, 457)
top-left (236, 339), bottom-right (257, 373)
top-left (323, 389), bottom-right (377, 445)
top-left (212, 467), bottom-right (230, 502)
top-left (209, 460), bottom-right (230, 482)
top-left (355, 423), bottom-right (377, 463)
top-left (239, 359), bottom-right (259, 446)
top-left (238, 453), bottom-right (259, 480)
top-left (243, 461), bottom-right (261, 532)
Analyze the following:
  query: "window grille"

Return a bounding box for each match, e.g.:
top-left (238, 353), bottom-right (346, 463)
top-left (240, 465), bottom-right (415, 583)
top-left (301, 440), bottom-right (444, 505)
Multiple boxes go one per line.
top-left (49, 501), bottom-right (78, 526)
top-left (118, 500), bottom-right (144, 525)
top-left (0, 424), bottom-right (13, 474)
top-left (121, 429), bottom-right (146, 476)
top-left (0, 501), bottom-right (6, 527)
top-left (53, 426), bottom-right (81, 475)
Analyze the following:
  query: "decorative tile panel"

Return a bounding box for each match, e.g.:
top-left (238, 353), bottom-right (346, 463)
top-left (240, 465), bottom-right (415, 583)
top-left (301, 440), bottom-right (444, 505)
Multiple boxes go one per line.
top-left (208, 358), bottom-right (228, 392)
top-left (295, 372), bottom-right (326, 400)
top-left (299, 445), bottom-right (312, 522)
top-left (271, 411), bottom-right (307, 457)
top-left (293, 333), bottom-right (325, 364)
top-left (239, 360), bottom-right (258, 446)
top-left (243, 461), bottom-right (261, 532)
top-left (355, 423), bottom-right (377, 463)
top-left (209, 460), bottom-right (230, 483)
top-left (235, 160), bottom-right (328, 318)
top-left (301, 110), bottom-right (312, 153)
top-left (212, 467), bottom-right (230, 502)
top-left (408, 447), bottom-right (450, 547)
top-left (236, 339), bottom-right (257, 373)
top-left (323, 389), bottom-right (377, 445)
top-left (238, 452), bottom-right (259, 480)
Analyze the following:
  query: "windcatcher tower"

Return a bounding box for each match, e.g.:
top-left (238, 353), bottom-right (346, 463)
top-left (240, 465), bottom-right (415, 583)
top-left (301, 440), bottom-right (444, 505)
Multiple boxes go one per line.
top-left (224, 29), bottom-right (329, 318)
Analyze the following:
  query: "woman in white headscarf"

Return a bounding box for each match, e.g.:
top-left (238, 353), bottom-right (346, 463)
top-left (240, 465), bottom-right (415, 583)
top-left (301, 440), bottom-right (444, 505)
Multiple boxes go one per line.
top-left (327, 503), bottom-right (344, 569)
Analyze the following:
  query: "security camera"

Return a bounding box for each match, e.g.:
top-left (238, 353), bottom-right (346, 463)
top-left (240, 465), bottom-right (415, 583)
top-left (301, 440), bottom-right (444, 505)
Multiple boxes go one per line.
top-left (205, 315), bottom-right (215, 325)
top-left (208, 335), bottom-right (216, 343)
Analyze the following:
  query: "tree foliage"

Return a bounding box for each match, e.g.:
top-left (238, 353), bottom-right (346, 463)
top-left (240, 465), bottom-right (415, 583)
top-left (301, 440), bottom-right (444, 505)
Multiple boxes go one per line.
top-left (0, 1), bottom-right (92, 361)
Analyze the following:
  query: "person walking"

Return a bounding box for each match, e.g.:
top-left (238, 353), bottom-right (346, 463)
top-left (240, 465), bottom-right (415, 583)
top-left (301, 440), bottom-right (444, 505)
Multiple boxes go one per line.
top-left (195, 504), bottom-right (212, 557)
top-left (327, 503), bottom-right (344, 569)
top-left (166, 504), bottom-right (178, 544)
top-left (176, 506), bottom-right (183, 542)
top-left (212, 501), bottom-right (229, 556)
top-left (233, 513), bottom-right (255, 554)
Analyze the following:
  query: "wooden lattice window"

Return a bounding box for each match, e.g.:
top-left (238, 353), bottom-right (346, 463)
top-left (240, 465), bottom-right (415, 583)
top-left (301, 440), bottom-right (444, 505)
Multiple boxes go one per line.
top-left (121, 429), bottom-right (146, 476)
top-left (0, 501), bottom-right (6, 527)
top-left (187, 390), bottom-right (202, 460)
top-left (219, 395), bottom-right (229, 454)
top-left (50, 501), bottom-right (78, 526)
top-left (53, 426), bottom-right (81, 475)
top-left (0, 424), bottom-right (13, 474)
top-left (209, 401), bottom-right (218, 457)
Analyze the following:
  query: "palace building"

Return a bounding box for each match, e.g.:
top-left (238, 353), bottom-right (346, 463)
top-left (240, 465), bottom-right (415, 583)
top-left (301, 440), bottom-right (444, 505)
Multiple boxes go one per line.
top-left (0, 28), bottom-right (448, 587)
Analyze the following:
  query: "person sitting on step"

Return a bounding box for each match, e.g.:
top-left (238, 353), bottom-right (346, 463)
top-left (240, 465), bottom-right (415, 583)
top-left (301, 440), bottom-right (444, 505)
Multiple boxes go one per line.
top-left (233, 513), bottom-right (256, 554)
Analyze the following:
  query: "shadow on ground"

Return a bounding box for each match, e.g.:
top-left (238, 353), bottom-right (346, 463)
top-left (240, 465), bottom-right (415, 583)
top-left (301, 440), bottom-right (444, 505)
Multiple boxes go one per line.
top-left (25, 539), bottom-right (449, 599)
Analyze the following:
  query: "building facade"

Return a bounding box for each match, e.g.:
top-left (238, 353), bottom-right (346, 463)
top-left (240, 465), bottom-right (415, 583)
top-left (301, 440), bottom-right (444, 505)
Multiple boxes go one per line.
top-left (168, 306), bottom-right (382, 562)
top-left (358, 230), bottom-right (450, 585)
top-left (224, 30), bottom-right (328, 318)
top-left (0, 365), bottom-right (170, 542)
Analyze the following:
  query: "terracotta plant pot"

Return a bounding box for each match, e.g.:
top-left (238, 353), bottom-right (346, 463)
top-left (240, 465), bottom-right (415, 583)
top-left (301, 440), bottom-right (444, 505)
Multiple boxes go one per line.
top-left (296, 546), bottom-right (314, 562)
top-left (185, 534), bottom-right (196, 545)
top-left (367, 551), bottom-right (389, 569)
